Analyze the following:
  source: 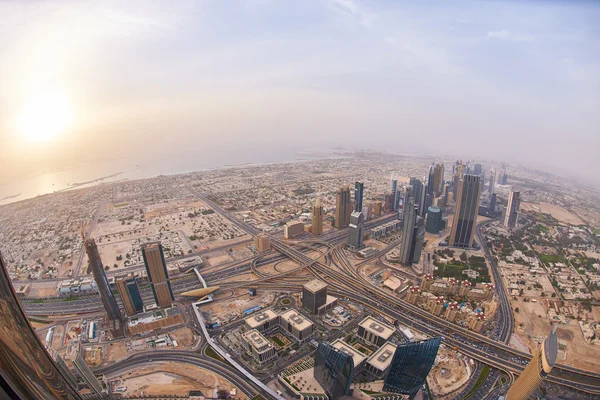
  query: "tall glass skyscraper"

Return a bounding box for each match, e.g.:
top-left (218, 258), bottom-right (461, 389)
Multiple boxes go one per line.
top-left (506, 326), bottom-right (558, 400)
top-left (383, 337), bottom-right (441, 398)
top-left (409, 177), bottom-right (423, 212)
top-left (314, 342), bottom-right (354, 399)
top-left (117, 277), bottom-right (144, 316)
top-left (449, 174), bottom-right (481, 248)
top-left (142, 242), bottom-right (174, 308)
top-left (354, 181), bottom-right (364, 213)
top-left (85, 238), bottom-right (122, 322)
top-left (0, 252), bottom-right (83, 399)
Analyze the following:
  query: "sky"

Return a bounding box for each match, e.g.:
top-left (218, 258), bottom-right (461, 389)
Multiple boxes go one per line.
top-left (0, 0), bottom-right (599, 186)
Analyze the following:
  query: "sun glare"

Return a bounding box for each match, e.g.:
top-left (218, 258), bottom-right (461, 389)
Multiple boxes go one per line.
top-left (17, 90), bottom-right (73, 142)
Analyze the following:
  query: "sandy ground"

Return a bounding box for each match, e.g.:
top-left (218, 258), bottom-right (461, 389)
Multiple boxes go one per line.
top-left (205, 252), bottom-right (234, 267)
top-left (521, 202), bottom-right (586, 225)
top-left (200, 290), bottom-right (276, 324)
top-left (105, 342), bottom-right (128, 365)
top-left (427, 350), bottom-right (471, 399)
top-left (512, 297), bottom-right (600, 372)
top-left (112, 362), bottom-right (248, 399)
top-left (169, 327), bottom-right (196, 349)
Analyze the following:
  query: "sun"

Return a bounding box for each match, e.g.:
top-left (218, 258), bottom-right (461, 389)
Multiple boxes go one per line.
top-left (17, 90), bottom-right (73, 142)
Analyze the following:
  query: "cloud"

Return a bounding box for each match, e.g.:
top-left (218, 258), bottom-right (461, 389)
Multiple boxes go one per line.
top-left (487, 30), bottom-right (532, 42)
top-left (329, 0), bottom-right (378, 28)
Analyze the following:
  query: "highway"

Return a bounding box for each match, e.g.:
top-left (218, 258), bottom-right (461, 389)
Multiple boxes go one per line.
top-left (27, 189), bottom-right (600, 398)
top-left (200, 189), bottom-right (600, 393)
top-left (98, 348), bottom-right (261, 397)
top-left (475, 220), bottom-right (514, 344)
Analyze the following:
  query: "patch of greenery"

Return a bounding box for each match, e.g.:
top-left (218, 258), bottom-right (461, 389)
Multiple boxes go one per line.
top-left (463, 365), bottom-right (491, 400)
top-left (205, 346), bottom-right (224, 362)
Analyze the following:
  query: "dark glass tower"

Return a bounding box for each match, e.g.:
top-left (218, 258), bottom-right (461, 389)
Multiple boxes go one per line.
top-left (383, 337), bottom-right (441, 398)
top-left (84, 239), bottom-right (122, 321)
top-left (354, 181), bottom-right (364, 212)
top-left (314, 342), bottom-right (354, 399)
top-left (0, 252), bottom-right (83, 399)
top-left (117, 278), bottom-right (144, 316)
top-left (347, 211), bottom-right (365, 249)
top-left (142, 242), bottom-right (174, 308)
top-left (449, 174), bottom-right (481, 248)
top-left (409, 177), bottom-right (423, 212)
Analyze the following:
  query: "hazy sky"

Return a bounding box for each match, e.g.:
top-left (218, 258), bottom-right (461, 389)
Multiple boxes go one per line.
top-left (1, 0), bottom-right (598, 184)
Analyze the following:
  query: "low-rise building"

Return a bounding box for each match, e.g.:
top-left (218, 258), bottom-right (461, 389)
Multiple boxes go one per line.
top-left (358, 316), bottom-right (395, 347)
top-left (243, 329), bottom-right (276, 364)
top-left (279, 309), bottom-right (314, 342)
top-left (244, 308), bottom-right (280, 333)
top-left (365, 342), bottom-right (398, 378)
top-left (284, 221), bottom-right (305, 239)
top-left (331, 339), bottom-right (367, 376)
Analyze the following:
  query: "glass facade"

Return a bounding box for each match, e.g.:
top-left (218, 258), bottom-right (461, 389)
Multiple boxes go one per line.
top-left (383, 337), bottom-right (441, 398)
top-left (354, 181), bottom-right (364, 212)
top-left (0, 253), bottom-right (83, 399)
top-left (314, 342), bottom-right (354, 399)
top-left (85, 239), bottom-right (121, 321)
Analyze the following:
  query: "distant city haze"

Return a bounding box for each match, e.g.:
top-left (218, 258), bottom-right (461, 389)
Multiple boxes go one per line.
top-left (1, 0), bottom-right (599, 197)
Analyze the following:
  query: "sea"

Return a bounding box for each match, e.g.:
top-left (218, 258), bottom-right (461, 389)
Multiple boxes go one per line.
top-left (0, 146), bottom-right (347, 206)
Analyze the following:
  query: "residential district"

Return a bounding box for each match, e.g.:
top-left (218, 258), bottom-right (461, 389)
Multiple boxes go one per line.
top-left (1, 151), bottom-right (600, 400)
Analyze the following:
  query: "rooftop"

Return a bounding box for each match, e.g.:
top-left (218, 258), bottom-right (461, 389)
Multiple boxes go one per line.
top-left (244, 308), bottom-right (279, 329)
top-left (242, 329), bottom-right (272, 352)
top-left (303, 279), bottom-right (328, 293)
top-left (331, 339), bottom-right (367, 368)
top-left (279, 309), bottom-right (313, 331)
top-left (367, 342), bottom-right (398, 371)
top-left (359, 316), bottom-right (395, 339)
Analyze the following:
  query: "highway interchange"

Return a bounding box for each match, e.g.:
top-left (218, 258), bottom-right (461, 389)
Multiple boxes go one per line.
top-left (25, 192), bottom-right (600, 399)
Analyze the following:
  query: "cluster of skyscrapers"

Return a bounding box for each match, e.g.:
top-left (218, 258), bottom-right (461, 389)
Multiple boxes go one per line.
top-left (84, 238), bottom-right (175, 327)
top-left (314, 337), bottom-right (441, 399)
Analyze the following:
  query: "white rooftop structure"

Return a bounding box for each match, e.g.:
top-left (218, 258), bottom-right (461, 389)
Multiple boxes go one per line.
top-left (367, 342), bottom-right (398, 372)
top-left (242, 329), bottom-right (273, 353)
top-left (331, 339), bottom-right (367, 369)
top-left (279, 309), bottom-right (313, 332)
top-left (244, 308), bottom-right (279, 329)
top-left (359, 316), bottom-right (395, 341)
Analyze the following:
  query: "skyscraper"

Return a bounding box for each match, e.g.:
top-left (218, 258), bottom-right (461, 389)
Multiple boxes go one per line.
top-left (488, 168), bottom-right (496, 194)
top-left (433, 163), bottom-right (444, 196)
top-left (409, 177), bottom-right (423, 211)
top-left (85, 238), bottom-right (121, 322)
top-left (117, 277), bottom-right (144, 316)
top-left (354, 181), bottom-right (364, 212)
top-left (314, 342), bottom-right (354, 399)
top-left (66, 345), bottom-right (105, 397)
top-left (335, 187), bottom-right (352, 229)
top-left (419, 177), bottom-right (428, 217)
top-left (142, 242), bottom-right (174, 308)
top-left (390, 178), bottom-right (399, 211)
top-left (399, 199), bottom-right (425, 265)
top-left (312, 200), bottom-right (323, 236)
top-left (422, 164), bottom-right (436, 216)
top-left (425, 206), bottom-right (442, 234)
top-left (401, 185), bottom-right (413, 221)
top-left (449, 175), bottom-right (481, 248)
top-left (0, 252), bottom-right (83, 399)
top-left (383, 337), bottom-right (441, 398)
top-left (347, 211), bottom-right (365, 249)
top-left (506, 326), bottom-right (558, 400)
top-left (302, 279), bottom-right (328, 314)
top-left (489, 193), bottom-right (497, 216)
top-left (505, 189), bottom-right (521, 229)
top-left (473, 163), bottom-right (482, 176)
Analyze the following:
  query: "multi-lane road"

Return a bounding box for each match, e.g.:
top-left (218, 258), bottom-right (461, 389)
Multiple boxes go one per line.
top-left (23, 190), bottom-right (600, 398)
